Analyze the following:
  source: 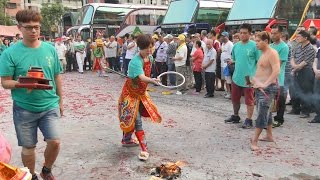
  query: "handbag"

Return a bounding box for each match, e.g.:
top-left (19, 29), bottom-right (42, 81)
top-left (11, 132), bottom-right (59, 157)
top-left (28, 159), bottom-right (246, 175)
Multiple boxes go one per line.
top-left (152, 42), bottom-right (163, 59)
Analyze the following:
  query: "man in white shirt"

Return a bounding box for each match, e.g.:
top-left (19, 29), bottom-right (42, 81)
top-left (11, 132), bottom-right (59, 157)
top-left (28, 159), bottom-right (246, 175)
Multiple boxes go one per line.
top-left (173, 34), bottom-right (188, 95)
top-left (124, 35), bottom-right (137, 76)
top-left (154, 35), bottom-right (168, 85)
top-left (74, 36), bottom-right (86, 74)
top-left (202, 39), bottom-right (217, 98)
top-left (55, 38), bottom-right (67, 73)
top-left (105, 36), bottom-right (118, 71)
top-left (220, 32), bottom-right (234, 98)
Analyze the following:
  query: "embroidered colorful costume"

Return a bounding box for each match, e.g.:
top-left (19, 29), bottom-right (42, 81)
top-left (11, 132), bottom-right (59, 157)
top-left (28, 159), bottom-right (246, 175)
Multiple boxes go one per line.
top-left (118, 56), bottom-right (161, 133)
top-left (118, 54), bottom-right (161, 160)
top-left (92, 39), bottom-right (104, 72)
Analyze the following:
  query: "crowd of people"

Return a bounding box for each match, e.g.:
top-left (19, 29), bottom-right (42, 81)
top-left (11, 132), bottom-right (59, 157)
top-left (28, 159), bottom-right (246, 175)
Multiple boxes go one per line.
top-left (44, 23), bottom-right (320, 149)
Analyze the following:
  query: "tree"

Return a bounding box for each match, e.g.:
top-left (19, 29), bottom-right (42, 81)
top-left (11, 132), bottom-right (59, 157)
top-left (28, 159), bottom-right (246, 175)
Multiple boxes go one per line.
top-left (40, 2), bottom-right (65, 36)
top-left (0, 0), bottom-right (14, 25)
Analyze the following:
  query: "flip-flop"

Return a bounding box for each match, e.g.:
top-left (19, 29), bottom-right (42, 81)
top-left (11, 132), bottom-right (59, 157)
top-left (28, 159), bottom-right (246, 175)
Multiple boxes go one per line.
top-left (138, 151), bottom-right (149, 161)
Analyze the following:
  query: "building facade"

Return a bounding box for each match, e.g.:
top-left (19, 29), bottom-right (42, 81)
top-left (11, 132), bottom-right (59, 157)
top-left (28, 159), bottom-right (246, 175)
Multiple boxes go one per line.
top-left (4, 0), bottom-right (83, 20)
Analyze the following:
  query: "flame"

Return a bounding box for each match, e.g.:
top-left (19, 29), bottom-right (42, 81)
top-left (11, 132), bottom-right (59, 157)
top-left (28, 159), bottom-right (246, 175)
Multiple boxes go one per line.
top-left (174, 161), bottom-right (187, 167)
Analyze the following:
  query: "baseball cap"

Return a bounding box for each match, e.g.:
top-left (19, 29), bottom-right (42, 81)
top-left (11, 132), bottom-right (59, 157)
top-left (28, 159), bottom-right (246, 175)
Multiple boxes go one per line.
top-left (221, 31), bottom-right (229, 37)
top-left (164, 34), bottom-right (173, 39)
top-left (175, 34), bottom-right (186, 41)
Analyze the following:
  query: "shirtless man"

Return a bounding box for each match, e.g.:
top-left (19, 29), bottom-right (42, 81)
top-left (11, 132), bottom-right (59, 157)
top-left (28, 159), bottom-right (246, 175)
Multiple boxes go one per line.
top-left (250, 31), bottom-right (280, 151)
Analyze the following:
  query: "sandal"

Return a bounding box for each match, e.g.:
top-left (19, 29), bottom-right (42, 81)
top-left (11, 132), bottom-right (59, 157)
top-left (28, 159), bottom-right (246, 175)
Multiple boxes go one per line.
top-left (138, 151), bottom-right (149, 161)
top-left (121, 138), bottom-right (139, 147)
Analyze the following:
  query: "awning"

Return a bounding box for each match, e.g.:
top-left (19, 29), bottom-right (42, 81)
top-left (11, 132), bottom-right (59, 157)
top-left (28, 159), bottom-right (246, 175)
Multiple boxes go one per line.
top-left (0, 25), bottom-right (22, 37)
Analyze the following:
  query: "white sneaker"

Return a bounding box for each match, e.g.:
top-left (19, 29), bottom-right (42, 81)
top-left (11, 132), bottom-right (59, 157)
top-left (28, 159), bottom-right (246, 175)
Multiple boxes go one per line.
top-left (176, 91), bottom-right (182, 95)
top-left (224, 94), bottom-right (231, 99)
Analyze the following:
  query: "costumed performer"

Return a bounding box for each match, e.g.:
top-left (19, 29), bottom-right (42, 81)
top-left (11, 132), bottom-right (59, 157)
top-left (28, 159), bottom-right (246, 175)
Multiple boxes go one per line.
top-left (92, 32), bottom-right (105, 77)
top-left (118, 34), bottom-right (162, 161)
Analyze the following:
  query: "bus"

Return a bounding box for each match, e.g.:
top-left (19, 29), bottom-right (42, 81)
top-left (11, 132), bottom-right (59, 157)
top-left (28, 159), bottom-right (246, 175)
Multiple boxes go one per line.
top-left (216, 0), bottom-right (320, 37)
top-left (66, 3), bottom-right (167, 40)
top-left (159, 0), bottom-right (233, 35)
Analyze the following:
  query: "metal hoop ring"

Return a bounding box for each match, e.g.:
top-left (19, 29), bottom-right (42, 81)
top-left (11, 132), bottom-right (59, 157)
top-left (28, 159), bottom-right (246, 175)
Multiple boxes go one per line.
top-left (156, 71), bottom-right (185, 89)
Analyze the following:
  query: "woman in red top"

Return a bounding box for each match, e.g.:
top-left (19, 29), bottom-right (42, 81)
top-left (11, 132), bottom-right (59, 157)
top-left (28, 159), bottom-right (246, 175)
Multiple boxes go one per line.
top-left (191, 41), bottom-right (204, 94)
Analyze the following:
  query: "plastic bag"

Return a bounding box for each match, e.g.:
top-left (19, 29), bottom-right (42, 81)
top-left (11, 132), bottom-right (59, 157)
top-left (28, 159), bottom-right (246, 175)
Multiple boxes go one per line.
top-left (0, 133), bottom-right (11, 163)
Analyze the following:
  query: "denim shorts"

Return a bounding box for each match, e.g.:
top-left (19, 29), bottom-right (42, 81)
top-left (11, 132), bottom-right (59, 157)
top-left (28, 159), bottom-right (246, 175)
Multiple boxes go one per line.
top-left (13, 102), bottom-right (61, 147)
top-left (255, 84), bottom-right (278, 129)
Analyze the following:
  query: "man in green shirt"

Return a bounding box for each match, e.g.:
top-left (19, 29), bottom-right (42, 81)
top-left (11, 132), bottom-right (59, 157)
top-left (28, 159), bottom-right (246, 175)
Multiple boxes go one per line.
top-left (0, 10), bottom-right (62, 180)
top-left (225, 23), bottom-right (260, 129)
top-left (270, 25), bottom-right (289, 127)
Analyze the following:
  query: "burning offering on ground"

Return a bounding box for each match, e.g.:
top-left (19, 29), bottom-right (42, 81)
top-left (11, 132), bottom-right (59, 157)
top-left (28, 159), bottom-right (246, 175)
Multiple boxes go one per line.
top-left (150, 161), bottom-right (186, 180)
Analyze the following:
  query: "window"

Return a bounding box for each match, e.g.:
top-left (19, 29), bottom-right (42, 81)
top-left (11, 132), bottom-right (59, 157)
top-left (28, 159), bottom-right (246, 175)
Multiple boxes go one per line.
top-left (227, 0), bottom-right (278, 21)
top-left (77, 5), bottom-right (94, 25)
top-left (6, 3), bottom-right (17, 9)
top-left (125, 9), bottom-right (166, 25)
top-left (197, 8), bottom-right (229, 27)
top-left (127, 0), bottom-right (133, 3)
top-left (162, 0), bottom-right (198, 24)
top-left (161, 0), bottom-right (168, 5)
top-left (93, 6), bottom-right (131, 25)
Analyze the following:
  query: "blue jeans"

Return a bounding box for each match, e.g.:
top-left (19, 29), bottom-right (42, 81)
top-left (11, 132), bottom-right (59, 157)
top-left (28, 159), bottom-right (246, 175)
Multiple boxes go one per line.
top-left (123, 58), bottom-right (131, 76)
top-left (255, 84), bottom-right (278, 129)
top-left (13, 102), bottom-right (60, 147)
top-left (167, 63), bottom-right (176, 86)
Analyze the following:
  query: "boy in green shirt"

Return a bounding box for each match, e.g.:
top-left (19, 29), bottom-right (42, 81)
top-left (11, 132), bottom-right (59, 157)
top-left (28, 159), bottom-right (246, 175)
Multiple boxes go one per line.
top-left (0, 10), bottom-right (62, 180)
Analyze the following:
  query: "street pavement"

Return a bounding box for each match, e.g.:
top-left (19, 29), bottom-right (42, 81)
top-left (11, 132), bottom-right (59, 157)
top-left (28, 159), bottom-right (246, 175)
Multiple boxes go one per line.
top-left (1, 72), bottom-right (320, 180)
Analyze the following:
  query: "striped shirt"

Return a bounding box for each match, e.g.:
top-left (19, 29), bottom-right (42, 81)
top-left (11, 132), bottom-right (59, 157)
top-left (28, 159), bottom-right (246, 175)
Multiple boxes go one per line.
top-left (166, 41), bottom-right (177, 64)
top-left (292, 43), bottom-right (316, 69)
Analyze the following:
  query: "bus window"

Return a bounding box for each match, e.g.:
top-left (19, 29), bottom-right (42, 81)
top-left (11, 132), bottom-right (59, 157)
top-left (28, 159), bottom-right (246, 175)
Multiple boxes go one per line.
top-left (162, 0), bottom-right (198, 24)
top-left (77, 5), bottom-right (94, 25)
top-left (125, 9), bottom-right (166, 26)
top-left (93, 6), bottom-right (131, 25)
top-left (81, 28), bottom-right (90, 40)
top-left (197, 8), bottom-right (229, 27)
top-left (227, 0), bottom-right (278, 21)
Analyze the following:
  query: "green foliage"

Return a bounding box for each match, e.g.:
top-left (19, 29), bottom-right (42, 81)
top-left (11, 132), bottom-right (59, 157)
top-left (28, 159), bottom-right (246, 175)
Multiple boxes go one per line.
top-left (0, 0), bottom-right (14, 25)
top-left (40, 2), bottom-right (65, 35)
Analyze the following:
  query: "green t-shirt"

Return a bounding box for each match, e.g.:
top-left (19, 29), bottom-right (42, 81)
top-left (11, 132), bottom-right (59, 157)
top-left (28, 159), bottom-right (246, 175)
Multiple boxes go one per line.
top-left (0, 43), bottom-right (6, 56)
top-left (270, 41), bottom-right (289, 86)
top-left (232, 40), bottom-right (260, 87)
top-left (0, 41), bottom-right (62, 112)
top-left (128, 54), bottom-right (144, 79)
